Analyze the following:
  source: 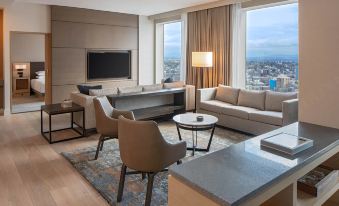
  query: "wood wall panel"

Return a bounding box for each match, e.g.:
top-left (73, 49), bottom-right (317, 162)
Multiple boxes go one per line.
top-left (51, 6), bottom-right (138, 28)
top-left (0, 10), bottom-right (3, 110)
top-left (52, 21), bottom-right (138, 49)
top-left (52, 48), bottom-right (86, 85)
top-left (51, 6), bottom-right (139, 103)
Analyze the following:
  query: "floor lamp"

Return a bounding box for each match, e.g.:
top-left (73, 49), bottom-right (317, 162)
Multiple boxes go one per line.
top-left (192, 52), bottom-right (213, 111)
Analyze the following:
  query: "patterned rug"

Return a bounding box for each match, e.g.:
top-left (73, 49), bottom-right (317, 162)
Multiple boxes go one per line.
top-left (62, 121), bottom-right (252, 206)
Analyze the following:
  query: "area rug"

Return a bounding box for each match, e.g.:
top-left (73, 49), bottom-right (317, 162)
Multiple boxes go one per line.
top-left (62, 121), bottom-right (252, 206)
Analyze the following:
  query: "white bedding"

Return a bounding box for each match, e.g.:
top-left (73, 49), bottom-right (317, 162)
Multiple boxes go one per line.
top-left (31, 78), bottom-right (45, 94)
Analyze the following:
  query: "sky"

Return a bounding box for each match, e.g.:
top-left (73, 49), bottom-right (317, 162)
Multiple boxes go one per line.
top-left (163, 3), bottom-right (298, 60)
top-left (246, 3), bottom-right (298, 59)
top-left (164, 21), bottom-right (182, 59)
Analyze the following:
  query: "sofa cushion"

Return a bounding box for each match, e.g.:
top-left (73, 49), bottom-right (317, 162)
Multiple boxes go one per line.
top-left (200, 100), bottom-right (234, 114)
top-left (89, 88), bottom-right (118, 96)
top-left (163, 81), bottom-right (185, 89)
top-left (221, 106), bottom-right (260, 119)
top-left (249, 111), bottom-right (283, 126)
top-left (142, 84), bottom-right (163, 92)
top-left (200, 100), bottom-right (259, 119)
top-left (215, 85), bottom-right (240, 105)
top-left (238, 90), bottom-right (266, 110)
top-left (118, 86), bottom-right (143, 94)
top-left (77, 85), bottom-right (102, 95)
top-left (265, 91), bottom-right (298, 112)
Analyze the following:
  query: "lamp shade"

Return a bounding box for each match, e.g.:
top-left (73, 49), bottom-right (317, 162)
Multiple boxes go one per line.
top-left (15, 64), bottom-right (27, 70)
top-left (192, 52), bottom-right (213, 67)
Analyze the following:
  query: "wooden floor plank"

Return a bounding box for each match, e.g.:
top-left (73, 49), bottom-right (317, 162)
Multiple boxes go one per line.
top-left (0, 112), bottom-right (109, 206)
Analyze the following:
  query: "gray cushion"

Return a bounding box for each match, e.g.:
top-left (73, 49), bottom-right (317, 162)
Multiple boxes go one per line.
top-left (265, 91), bottom-right (298, 112)
top-left (142, 84), bottom-right (163, 92)
top-left (220, 106), bottom-right (259, 119)
top-left (200, 100), bottom-right (234, 114)
top-left (163, 81), bottom-right (185, 89)
top-left (200, 100), bottom-right (259, 119)
top-left (215, 85), bottom-right (240, 105)
top-left (118, 86), bottom-right (143, 94)
top-left (238, 90), bottom-right (266, 110)
top-left (89, 88), bottom-right (118, 96)
top-left (249, 111), bottom-right (283, 126)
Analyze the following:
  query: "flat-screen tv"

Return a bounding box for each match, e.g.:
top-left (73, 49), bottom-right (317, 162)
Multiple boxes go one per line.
top-left (87, 50), bottom-right (131, 80)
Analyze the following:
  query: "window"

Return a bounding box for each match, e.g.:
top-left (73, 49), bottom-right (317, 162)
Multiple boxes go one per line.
top-left (245, 3), bottom-right (298, 92)
top-left (163, 21), bottom-right (182, 81)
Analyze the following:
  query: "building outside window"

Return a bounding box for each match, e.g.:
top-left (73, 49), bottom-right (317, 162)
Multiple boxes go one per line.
top-left (245, 3), bottom-right (298, 92)
top-left (163, 21), bottom-right (182, 81)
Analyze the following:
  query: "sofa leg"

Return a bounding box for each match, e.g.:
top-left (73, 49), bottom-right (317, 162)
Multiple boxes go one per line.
top-left (177, 160), bottom-right (182, 165)
top-left (94, 135), bottom-right (103, 160)
top-left (142, 173), bottom-right (146, 180)
top-left (145, 173), bottom-right (156, 206)
top-left (117, 164), bottom-right (127, 202)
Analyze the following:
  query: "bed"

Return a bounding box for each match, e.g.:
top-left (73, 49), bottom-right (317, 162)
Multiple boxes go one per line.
top-left (30, 62), bottom-right (45, 96)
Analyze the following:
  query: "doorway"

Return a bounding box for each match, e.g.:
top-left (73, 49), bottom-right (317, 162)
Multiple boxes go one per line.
top-left (10, 32), bottom-right (50, 113)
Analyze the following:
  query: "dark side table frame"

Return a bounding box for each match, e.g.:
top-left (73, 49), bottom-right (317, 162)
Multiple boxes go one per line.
top-left (175, 123), bottom-right (216, 156)
top-left (40, 103), bottom-right (86, 144)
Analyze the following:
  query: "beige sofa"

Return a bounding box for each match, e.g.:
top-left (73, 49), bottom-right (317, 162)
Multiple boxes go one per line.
top-left (197, 85), bottom-right (298, 135)
top-left (71, 81), bottom-right (195, 130)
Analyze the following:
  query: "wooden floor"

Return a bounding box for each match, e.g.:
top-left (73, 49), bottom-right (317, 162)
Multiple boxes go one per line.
top-left (0, 111), bottom-right (109, 206)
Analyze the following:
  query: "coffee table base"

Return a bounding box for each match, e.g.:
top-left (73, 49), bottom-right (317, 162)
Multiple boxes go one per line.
top-left (175, 123), bottom-right (216, 156)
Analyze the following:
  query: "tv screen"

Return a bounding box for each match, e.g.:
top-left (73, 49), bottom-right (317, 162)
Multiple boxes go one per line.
top-left (87, 51), bottom-right (131, 80)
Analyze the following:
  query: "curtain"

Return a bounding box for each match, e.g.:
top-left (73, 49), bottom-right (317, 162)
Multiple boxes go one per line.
top-left (231, 3), bottom-right (246, 88)
top-left (186, 5), bottom-right (232, 89)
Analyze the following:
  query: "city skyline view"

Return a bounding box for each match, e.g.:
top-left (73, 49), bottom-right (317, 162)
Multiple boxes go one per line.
top-left (246, 3), bottom-right (299, 92)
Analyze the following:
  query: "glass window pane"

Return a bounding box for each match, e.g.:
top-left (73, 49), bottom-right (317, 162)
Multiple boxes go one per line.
top-left (246, 3), bottom-right (298, 92)
top-left (163, 22), bottom-right (182, 81)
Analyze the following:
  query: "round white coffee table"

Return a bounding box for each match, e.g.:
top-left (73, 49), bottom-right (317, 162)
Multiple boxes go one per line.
top-left (173, 113), bottom-right (218, 155)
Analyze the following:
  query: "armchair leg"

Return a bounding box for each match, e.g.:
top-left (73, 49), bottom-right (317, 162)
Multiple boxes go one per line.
top-left (177, 160), bottom-right (182, 165)
top-left (94, 135), bottom-right (104, 160)
top-left (117, 164), bottom-right (127, 202)
top-left (142, 173), bottom-right (146, 180)
top-left (145, 173), bottom-right (156, 206)
top-left (100, 139), bottom-right (104, 151)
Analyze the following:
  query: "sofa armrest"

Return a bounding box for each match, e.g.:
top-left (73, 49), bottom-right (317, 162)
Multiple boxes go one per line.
top-left (196, 87), bottom-right (217, 110)
top-left (71, 92), bottom-right (96, 129)
top-left (282, 98), bottom-right (298, 126)
top-left (184, 85), bottom-right (195, 111)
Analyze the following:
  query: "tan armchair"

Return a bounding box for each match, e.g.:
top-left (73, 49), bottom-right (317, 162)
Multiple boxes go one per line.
top-left (117, 116), bottom-right (186, 206)
top-left (93, 96), bottom-right (134, 160)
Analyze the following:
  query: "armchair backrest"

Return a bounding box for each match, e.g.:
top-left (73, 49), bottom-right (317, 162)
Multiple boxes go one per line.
top-left (118, 116), bottom-right (169, 172)
top-left (93, 96), bottom-right (114, 134)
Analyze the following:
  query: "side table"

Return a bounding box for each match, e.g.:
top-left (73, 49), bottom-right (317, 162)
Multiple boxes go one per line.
top-left (41, 103), bottom-right (86, 144)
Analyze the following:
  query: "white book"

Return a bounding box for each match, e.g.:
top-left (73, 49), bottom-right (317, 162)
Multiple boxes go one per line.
top-left (261, 133), bottom-right (314, 155)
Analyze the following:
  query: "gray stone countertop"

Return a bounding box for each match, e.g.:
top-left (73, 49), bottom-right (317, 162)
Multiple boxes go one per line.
top-left (169, 122), bottom-right (339, 206)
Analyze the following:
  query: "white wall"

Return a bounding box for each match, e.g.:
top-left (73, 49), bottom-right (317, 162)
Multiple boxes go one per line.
top-left (3, 2), bottom-right (51, 115)
top-left (138, 15), bottom-right (155, 85)
top-left (11, 33), bottom-right (45, 63)
top-left (299, 0), bottom-right (339, 129)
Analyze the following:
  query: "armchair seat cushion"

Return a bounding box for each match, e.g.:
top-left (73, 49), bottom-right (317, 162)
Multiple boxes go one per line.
top-left (249, 111), bottom-right (283, 126)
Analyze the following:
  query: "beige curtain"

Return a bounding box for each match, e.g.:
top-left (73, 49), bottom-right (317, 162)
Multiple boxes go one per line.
top-left (186, 6), bottom-right (231, 89)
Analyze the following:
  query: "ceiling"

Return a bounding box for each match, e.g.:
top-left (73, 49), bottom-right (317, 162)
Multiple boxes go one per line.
top-left (11, 0), bottom-right (223, 16)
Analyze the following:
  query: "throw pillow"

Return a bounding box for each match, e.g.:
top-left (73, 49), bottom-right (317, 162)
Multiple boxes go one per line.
top-left (163, 81), bottom-right (185, 89)
top-left (77, 85), bottom-right (102, 95)
top-left (237, 90), bottom-right (266, 110)
top-left (142, 84), bottom-right (163, 92)
top-left (215, 85), bottom-right (240, 105)
top-left (89, 88), bottom-right (118, 96)
top-left (265, 91), bottom-right (298, 112)
top-left (118, 86), bottom-right (143, 94)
